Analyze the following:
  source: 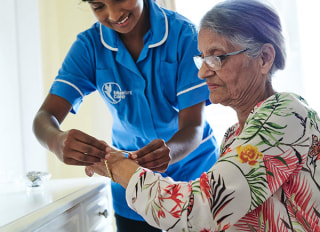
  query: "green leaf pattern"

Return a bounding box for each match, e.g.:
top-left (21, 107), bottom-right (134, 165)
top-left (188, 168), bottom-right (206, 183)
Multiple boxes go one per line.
top-left (127, 93), bottom-right (320, 231)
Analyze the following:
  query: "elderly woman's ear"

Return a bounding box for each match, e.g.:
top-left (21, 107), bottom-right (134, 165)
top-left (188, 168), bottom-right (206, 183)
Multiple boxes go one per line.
top-left (260, 43), bottom-right (276, 75)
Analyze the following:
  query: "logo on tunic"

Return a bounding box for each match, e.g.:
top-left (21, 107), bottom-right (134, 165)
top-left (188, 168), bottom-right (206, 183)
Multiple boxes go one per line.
top-left (102, 82), bottom-right (132, 104)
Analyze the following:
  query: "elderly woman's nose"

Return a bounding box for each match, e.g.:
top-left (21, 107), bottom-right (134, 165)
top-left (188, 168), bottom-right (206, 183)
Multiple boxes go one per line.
top-left (197, 64), bottom-right (210, 80)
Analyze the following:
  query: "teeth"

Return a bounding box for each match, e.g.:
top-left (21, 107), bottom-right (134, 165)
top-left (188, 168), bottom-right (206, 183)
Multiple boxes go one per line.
top-left (117, 16), bottom-right (128, 24)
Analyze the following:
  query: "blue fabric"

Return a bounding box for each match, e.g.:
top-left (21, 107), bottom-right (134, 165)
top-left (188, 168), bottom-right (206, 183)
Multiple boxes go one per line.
top-left (50, 0), bottom-right (219, 221)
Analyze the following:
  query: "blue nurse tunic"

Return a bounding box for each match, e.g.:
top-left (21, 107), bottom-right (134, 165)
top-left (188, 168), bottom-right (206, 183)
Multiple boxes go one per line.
top-left (50, 0), bottom-right (219, 221)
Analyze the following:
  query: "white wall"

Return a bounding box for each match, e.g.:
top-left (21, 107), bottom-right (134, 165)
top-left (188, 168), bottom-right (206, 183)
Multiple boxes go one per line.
top-left (0, 0), bottom-right (47, 183)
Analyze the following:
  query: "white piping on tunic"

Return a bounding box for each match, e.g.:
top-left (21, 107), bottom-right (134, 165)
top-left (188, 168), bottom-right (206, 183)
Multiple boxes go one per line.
top-left (201, 132), bottom-right (215, 144)
top-left (148, 7), bottom-right (168, 48)
top-left (177, 82), bottom-right (207, 96)
top-left (99, 7), bottom-right (168, 50)
top-left (55, 79), bottom-right (84, 97)
top-left (100, 23), bottom-right (118, 51)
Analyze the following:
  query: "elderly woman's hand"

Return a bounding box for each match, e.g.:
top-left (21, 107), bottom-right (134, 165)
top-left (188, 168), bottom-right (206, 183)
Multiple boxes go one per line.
top-left (85, 150), bottom-right (128, 178)
top-left (85, 160), bottom-right (108, 177)
top-left (85, 150), bottom-right (140, 188)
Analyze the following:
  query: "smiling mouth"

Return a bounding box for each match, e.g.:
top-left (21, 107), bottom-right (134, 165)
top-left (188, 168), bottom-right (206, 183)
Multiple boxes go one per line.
top-left (116, 16), bottom-right (129, 25)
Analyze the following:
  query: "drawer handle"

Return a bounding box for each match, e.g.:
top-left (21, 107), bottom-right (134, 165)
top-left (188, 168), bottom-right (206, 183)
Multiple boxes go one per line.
top-left (98, 209), bottom-right (109, 218)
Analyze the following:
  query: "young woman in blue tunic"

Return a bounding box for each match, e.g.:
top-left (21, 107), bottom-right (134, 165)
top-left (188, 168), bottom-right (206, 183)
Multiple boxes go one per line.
top-left (33, 0), bottom-right (219, 231)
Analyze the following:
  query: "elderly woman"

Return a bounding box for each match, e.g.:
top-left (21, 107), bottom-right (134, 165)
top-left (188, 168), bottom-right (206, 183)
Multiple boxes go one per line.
top-left (86, 0), bottom-right (320, 231)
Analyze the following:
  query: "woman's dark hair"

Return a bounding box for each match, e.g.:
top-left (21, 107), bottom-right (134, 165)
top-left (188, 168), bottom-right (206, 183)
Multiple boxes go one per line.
top-left (200, 0), bottom-right (286, 75)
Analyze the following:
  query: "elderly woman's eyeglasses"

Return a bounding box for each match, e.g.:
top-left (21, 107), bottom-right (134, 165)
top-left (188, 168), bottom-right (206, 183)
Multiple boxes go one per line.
top-left (193, 48), bottom-right (248, 71)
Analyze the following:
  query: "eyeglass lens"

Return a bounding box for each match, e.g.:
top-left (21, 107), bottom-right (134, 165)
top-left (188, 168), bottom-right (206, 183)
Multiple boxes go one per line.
top-left (193, 48), bottom-right (248, 71)
top-left (193, 56), bottom-right (221, 70)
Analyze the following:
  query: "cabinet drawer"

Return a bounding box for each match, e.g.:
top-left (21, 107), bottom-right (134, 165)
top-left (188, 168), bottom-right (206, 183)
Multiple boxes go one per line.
top-left (83, 186), bottom-right (113, 231)
top-left (35, 204), bottom-right (82, 232)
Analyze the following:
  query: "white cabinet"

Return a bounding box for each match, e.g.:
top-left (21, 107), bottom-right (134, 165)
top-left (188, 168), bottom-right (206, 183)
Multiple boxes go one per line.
top-left (83, 190), bottom-right (113, 232)
top-left (35, 204), bottom-right (82, 232)
top-left (0, 177), bottom-right (114, 232)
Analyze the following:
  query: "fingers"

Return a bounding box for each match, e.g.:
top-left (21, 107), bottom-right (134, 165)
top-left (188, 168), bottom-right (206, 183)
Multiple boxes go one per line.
top-left (132, 139), bottom-right (166, 158)
top-left (63, 152), bottom-right (101, 165)
top-left (85, 166), bottom-right (95, 177)
top-left (137, 155), bottom-right (170, 172)
top-left (66, 129), bottom-right (107, 157)
top-left (130, 139), bottom-right (171, 172)
top-left (85, 161), bottom-right (109, 177)
top-left (150, 164), bottom-right (169, 173)
top-left (60, 129), bottom-right (110, 166)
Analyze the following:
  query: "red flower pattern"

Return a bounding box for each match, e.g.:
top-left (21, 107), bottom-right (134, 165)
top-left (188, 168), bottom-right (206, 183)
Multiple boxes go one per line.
top-left (200, 173), bottom-right (211, 199)
top-left (130, 93), bottom-right (320, 232)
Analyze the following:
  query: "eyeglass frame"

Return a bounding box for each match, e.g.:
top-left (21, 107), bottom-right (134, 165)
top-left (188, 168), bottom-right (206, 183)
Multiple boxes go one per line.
top-left (193, 48), bottom-right (249, 71)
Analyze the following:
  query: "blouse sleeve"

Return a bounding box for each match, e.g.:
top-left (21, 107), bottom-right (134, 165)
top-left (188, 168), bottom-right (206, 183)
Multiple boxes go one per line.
top-left (125, 93), bottom-right (311, 231)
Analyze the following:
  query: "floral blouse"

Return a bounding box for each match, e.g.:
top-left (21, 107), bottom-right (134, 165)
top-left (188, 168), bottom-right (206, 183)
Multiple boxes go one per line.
top-left (126, 92), bottom-right (320, 232)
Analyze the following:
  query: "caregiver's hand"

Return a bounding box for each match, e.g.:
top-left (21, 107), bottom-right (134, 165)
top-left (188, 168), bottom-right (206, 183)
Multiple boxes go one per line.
top-left (55, 129), bottom-right (109, 166)
top-left (129, 139), bottom-right (171, 173)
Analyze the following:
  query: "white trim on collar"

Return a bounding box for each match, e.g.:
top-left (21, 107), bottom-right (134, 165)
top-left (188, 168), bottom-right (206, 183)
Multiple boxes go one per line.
top-left (100, 23), bottom-right (118, 51)
top-left (148, 7), bottom-right (168, 48)
top-left (100, 7), bottom-right (168, 51)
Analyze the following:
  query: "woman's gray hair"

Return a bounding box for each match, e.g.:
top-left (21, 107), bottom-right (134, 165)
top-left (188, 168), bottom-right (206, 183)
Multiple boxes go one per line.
top-left (200, 0), bottom-right (286, 75)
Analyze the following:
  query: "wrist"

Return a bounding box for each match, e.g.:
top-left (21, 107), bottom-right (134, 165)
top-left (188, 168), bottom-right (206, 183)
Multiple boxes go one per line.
top-left (108, 158), bottom-right (140, 188)
top-left (104, 160), bottom-right (115, 182)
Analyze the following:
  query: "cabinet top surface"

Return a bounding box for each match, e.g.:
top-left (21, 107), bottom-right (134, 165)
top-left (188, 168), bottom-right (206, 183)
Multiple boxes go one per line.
top-left (0, 177), bottom-right (109, 229)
